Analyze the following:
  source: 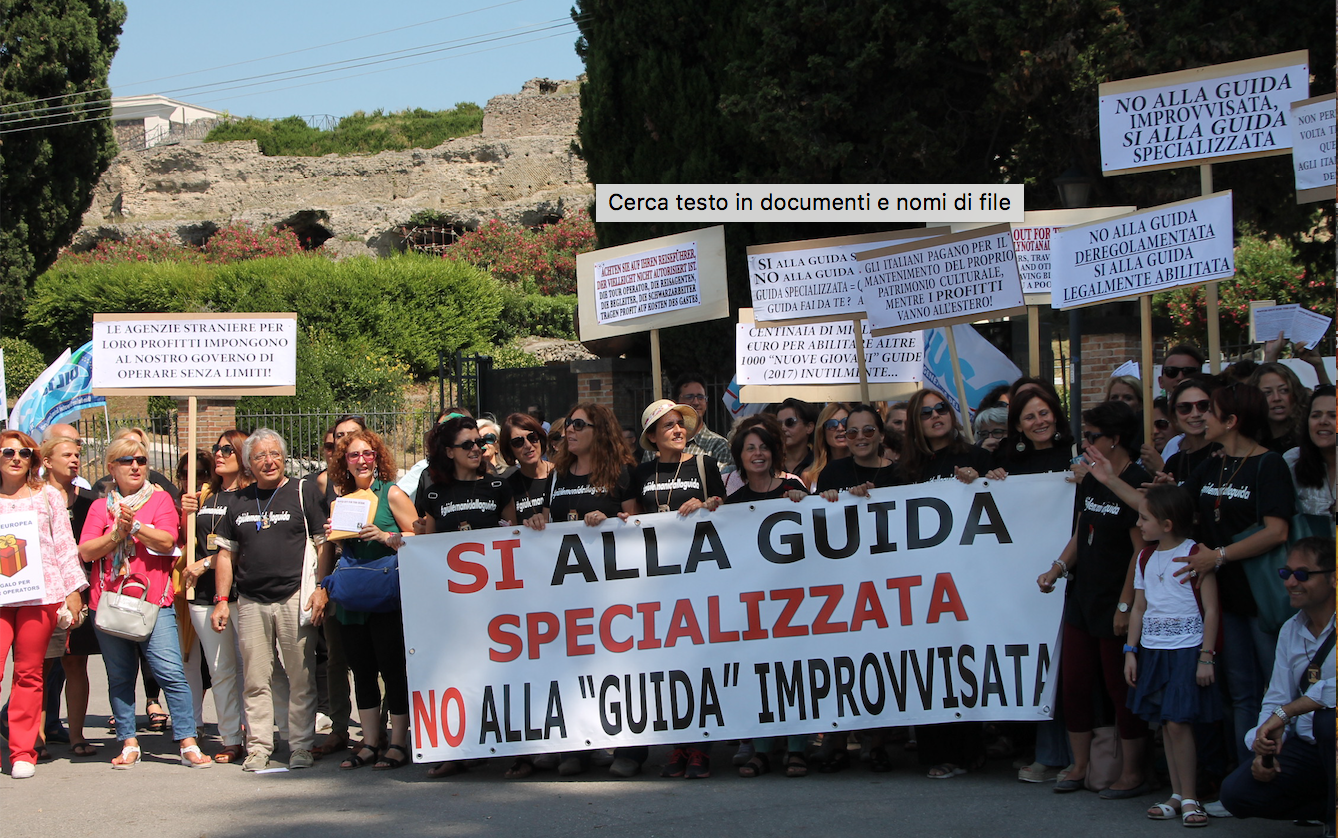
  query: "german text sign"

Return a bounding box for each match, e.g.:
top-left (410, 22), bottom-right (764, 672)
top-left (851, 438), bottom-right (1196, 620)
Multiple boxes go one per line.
top-left (400, 475), bottom-right (1073, 761)
top-left (1099, 51), bottom-right (1309, 175)
top-left (1291, 94), bottom-right (1336, 203)
top-left (856, 225), bottom-right (1026, 337)
top-left (1050, 192), bottom-right (1235, 309)
top-left (594, 240), bottom-right (702, 325)
top-left (735, 309), bottom-right (923, 385)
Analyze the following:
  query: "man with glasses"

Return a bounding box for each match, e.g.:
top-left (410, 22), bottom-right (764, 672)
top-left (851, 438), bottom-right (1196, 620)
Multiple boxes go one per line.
top-left (1219, 537), bottom-right (1335, 835)
top-left (657, 373), bottom-right (735, 475)
top-left (1158, 344), bottom-right (1207, 464)
top-left (209, 428), bottom-right (329, 772)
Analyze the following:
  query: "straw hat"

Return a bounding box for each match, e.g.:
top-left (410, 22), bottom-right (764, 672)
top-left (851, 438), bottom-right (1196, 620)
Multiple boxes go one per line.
top-left (639, 399), bottom-right (700, 451)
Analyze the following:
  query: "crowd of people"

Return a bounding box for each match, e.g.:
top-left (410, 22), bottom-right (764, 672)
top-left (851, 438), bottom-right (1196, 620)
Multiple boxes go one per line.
top-left (0, 346), bottom-right (1332, 833)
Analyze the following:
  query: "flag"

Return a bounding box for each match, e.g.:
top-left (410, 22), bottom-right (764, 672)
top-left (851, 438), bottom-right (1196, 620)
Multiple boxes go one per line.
top-left (7, 342), bottom-right (106, 436)
top-left (921, 325), bottom-right (1021, 419)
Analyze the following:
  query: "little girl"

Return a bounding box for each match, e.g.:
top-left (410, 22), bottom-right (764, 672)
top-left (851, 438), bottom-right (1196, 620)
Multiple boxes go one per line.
top-left (1124, 484), bottom-right (1222, 828)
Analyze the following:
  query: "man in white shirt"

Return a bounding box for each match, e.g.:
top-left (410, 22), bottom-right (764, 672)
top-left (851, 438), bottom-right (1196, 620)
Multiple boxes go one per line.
top-left (1220, 536), bottom-right (1335, 835)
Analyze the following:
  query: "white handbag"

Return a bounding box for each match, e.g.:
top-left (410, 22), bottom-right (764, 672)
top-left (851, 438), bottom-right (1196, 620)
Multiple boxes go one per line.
top-left (94, 573), bottom-right (159, 641)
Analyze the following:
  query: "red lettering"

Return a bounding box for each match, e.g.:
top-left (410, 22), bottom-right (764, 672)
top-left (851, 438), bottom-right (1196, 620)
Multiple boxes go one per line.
top-left (707, 595), bottom-right (740, 643)
top-left (599, 604), bottom-right (634, 653)
top-left (447, 542), bottom-right (488, 593)
top-left (926, 572), bottom-right (968, 623)
top-left (636, 602), bottom-right (662, 650)
top-left (664, 598), bottom-right (705, 647)
top-left (412, 690), bottom-right (437, 748)
top-left (739, 590), bottom-right (768, 640)
top-left (770, 588), bottom-right (809, 638)
top-left (565, 607), bottom-right (595, 656)
top-left (442, 687), bottom-right (465, 748)
top-left (493, 538), bottom-right (523, 590)
top-left (810, 584), bottom-right (848, 634)
top-left (886, 575), bottom-right (923, 626)
top-left (849, 581), bottom-right (889, 631)
top-left (526, 612), bottom-right (560, 659)
top-left (488, 614), bottom-right (522, 662)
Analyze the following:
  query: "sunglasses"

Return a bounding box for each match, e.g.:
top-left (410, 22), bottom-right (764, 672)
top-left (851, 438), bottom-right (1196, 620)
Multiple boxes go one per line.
top-left (212, 444), bottom-right (236, 456)
top-left (781, 416), bottom-right (803, 428)
top-left (1, 447), bottom-right (34, 460)
top-left (480, 434), bottom-right (498, 446)
top-left (565, 417), bottom-right (590, 432)
top-left (345, 450), bottom-right (377, 461)
top-left (1153, 418), bottom-right (1171, 431)
top-left (450, 439), bottom-right (487, 452)
top-left (1175, 399), bottom-right (1212, 416)
top-left (981, 429), bottom-right (1007, 439)
top-left (1162, 365), bottom-right (1199, 379)
top-left (844, 425), bottom-right (880, 439)
top-left (1082, 432), bottom-right (1106, 445)
top-left (114, 455), bottom-right (149, 466)
top-left (920, 403), bottom-right (951, 417)
top-left (824, 418), bottom-right (847, 430)
top-left (508, 431), bottom-right (542, 449)
top-left (1277, 566), bottom-right (1330, 582)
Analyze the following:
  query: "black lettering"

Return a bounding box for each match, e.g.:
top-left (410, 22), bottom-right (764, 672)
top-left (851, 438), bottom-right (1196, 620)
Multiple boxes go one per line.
top-left (907, 498), bottom-right (952, 549)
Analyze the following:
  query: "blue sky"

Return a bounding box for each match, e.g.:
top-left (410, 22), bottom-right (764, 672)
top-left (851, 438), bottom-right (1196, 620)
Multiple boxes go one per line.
top-left (107, 0), bottom-right (587, 118)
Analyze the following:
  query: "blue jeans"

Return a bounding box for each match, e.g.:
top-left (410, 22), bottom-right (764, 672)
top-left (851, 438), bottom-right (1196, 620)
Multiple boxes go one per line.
top-left (1219, 612), bottom-right (1265, 765)
top-left (94, 606), bottom-right (197, 742)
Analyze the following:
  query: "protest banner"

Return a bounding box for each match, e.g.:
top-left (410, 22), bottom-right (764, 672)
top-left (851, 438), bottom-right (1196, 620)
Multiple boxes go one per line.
top-left (735, 309), bottom-right (923, 386)
top-left (6, 342), bottom-right (106, 437)
top-left (1098, 51), bottom-right (1309, 176)
top-left (0, 512), bottom-right (47, 607)
top-left (577, 227), bottom-right (729, 400)
top-left (1290, 94), bottom-right (1336, 204)
top-left (401, 474), bottom-right (1073, 762)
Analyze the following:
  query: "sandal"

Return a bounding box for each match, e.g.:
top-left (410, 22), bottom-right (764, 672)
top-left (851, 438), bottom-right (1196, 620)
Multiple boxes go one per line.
top-left (373, 744), bottom-right (409, 770)
top-left (1148, 795), bottom-right (1184, 820)
top-left (868, 745), bottom-right (892, 773)
top-left (504, 758), bottom-right (535, 779)
top-left (71, 742), bottom-right (100, 757)
top-left (785, 752), bottom-right (809, 778)
top-left (340, 745), bottom-right (379, 770)
top-left (313, 732), bottom-right (349, 757)
top-left (146, 704), bottom-right (169, 733)
top-left (111, 744), bottom-right (141, 769)
top-left (34, 744), bottom-right (52, 762)
top-left (738, 753), bottom-right (770, 778)
top-left (1181, 799), bottom-right (1208, 828)
top-left (927, 763), bottom-right (967, 779)
top-left (817, 749), bottom-right (851, 773)
top-left (214, 744), bottom-right (246, 764)
top-left (426, 760), bottom-right (468, 778)
top-left (180, 744), bottom-right (213, 769)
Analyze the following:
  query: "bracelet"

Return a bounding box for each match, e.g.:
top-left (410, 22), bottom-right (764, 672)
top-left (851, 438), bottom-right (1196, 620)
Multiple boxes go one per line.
top-left (1122, 644), bottom-right (1137, 654)
top-left (1198, 658), bottom-right (1216, 665)
top-left (1216, 546), bottom-right (1227, 569)
top-left (110, 530), bottom-right (123, 543)
top-left (1273, 706), bottom-right (1289, 723)
top-left (1052, 559), bottom-right (1069, 578)
top-left (212, 595), bottom-right (228, 604)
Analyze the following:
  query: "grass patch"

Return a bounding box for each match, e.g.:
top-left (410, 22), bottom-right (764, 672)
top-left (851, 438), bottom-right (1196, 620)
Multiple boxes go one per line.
top-left (206, 104), bottom-right (484, 156)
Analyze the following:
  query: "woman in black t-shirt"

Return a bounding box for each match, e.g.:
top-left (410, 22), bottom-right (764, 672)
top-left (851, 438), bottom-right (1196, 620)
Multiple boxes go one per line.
top-left (1037, 400), bottom-right (1151, 796)
top-left (525, 403), bottom-right (638, 532)
top-left (816, 404), bottom-right (900, 495)
top-left (989, 388), bottom-right (1074, 477)
top-left (898, 389), bottom-right (992, 485)
top-left (632, 399), bottom-right (725, 517)
top-left (416, 416), bottom-right (516, 534)
top-left (1159, 377), bottom-right (1223, 485)
top-left (1249, 362), bottom-right (1310, 454)
top-left (500, 412), bottom-right (554, 524)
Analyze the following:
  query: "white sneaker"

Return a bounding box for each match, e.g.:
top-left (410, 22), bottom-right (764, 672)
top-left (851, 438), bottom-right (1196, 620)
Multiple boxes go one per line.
top-left (1203, 800), bottom-right (1233, 818)
top-left (314, 713), bottom-right (333, 735)
top-left (11, 761), bottom-right (35, 779)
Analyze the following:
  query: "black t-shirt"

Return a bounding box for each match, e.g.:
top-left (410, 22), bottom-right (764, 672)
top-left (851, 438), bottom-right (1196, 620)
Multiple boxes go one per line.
top-left (546, 465), bottom-right (636, 522)
top-left (422, 475), bottom-right (514, 532)
top-left (507, 468), bottom-right (550, 523)
top-left (1264, 425), bottom-right (1302, 455)
top-left (816, 457), bottom-right (901, 492)
top-left (193, 488), bottom-right (237, 604)
top-left (632, 455), bottom-right (726, 512)
top-left (1186, 450), bottom-right (1295, 616)
top-left (214, 477), bottom-right (329, 603)
top-left (1065, 463), bottom-right (1151, 638)
top-left (909, 445), bottom-right (994, 484)
top-left (996, 444), bottom-right (1073, 476)
top-left (727, 476), bottom-right (808, 504)
top-left (67, 487), bottom-right (97, 543)
top-left (1163, 441), bottom-right (1222, 486)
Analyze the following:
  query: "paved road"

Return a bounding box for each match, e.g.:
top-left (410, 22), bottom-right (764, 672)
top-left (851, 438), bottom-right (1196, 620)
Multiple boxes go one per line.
top-left (1, 664), bottom-right (1299, 838)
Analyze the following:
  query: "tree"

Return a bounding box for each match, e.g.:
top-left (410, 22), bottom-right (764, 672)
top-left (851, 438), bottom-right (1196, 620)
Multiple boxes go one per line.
top-left (0, 0), bottom-right (126, 324)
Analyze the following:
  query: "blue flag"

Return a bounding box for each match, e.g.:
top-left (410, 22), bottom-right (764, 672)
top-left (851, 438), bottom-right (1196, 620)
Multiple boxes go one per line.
top-left (8, 342), bottom-right (106, 436)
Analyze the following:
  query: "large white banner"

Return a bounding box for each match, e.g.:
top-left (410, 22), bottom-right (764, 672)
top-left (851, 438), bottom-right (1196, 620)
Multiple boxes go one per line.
top-left (91, 314), bottom-right (297, 390)
top-left (1050, 192), bottom-right (1235, 309)
top-left (401, 475), bottom-right (1074, 762)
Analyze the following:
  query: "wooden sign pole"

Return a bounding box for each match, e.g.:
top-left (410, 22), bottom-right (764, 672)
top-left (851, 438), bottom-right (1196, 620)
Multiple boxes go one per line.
top-left (1201, 164), bottom-right (1222, 374)
top-left (181, 395), bottom-right (198, 661)
top-left (852, 317), bottom-right (872, 404)
top-left (1027, 306), bottom-right (1042, 377)
top-left (1140, 296), bottom-right (1155, 446)
top-left (650, 329), bottom-right (663, 401)
top-left (944, 327), bottom-right (975, 444)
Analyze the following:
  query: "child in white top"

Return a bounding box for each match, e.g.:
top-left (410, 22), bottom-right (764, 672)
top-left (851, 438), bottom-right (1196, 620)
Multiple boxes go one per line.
top-left (1125, 484), bottom-right (1221, 827)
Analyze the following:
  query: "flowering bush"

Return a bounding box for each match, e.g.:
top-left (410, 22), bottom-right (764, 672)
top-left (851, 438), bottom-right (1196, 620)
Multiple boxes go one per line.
top-left (444, 210), bottom-right (595, 294)
top-left (61, 224), bottom-right (303, 265)
top-left (1154, 233), bottom-right (1334, 346)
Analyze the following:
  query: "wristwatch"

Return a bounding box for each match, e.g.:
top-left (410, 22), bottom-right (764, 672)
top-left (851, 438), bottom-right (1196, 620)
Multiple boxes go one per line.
top-left (1117, 602), bottom-right (1131, 613)
top-left (201, 558), bottom-right (212, 571)
top-left (1273, 706), bottom-right (1290, 723)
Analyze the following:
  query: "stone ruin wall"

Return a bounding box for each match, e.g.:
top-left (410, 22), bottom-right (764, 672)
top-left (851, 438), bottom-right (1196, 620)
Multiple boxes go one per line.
top-left (76, 78), bottom-right (589, 257)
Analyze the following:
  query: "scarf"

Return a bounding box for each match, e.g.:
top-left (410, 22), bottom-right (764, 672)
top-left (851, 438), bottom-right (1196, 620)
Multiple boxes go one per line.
top-left (106, 481), bottom-right (156, 576)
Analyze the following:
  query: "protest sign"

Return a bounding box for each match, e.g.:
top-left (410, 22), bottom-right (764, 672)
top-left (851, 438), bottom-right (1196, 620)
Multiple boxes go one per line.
top-left (91, 313), bottom-right (297, 396)
top-left (401, 474), bottom-right (1073, 762)
top-left (1049, 192), bottom-right (1235, 309)
top-left (746, 229), bottom-right (949, 325)
top-left (0, 512), bottom-right (47, 607)
top-left (593, 240), bottom-right (702, 325)
top-left (1290, 94), bottom-right (1336, 203)
top-left (1251, 303), bottom-right (1333, 350)
top-left (1099, 51), bottom-right (1310, 176)
top-left (855, 225), bottom-right (1026, 337)
top-left (735, 309), bottom-right (923, 386)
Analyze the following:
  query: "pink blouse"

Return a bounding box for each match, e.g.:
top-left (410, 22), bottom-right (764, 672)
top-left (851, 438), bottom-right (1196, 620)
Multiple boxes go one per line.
top-left (0, 484), bottom-right (87, 608)
top-left (80, 489), bottom-right (180, 611)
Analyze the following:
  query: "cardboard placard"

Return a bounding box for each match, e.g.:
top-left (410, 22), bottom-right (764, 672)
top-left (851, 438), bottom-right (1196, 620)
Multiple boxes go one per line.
top-left (1290, 94), bottom-right (1336, 204)
top-left (734, 308), bottom-right (923, 386)
top-left (576, 227), bottom-right (729, 340)
top-left (1099, 51), bottom-right (1310, 176)
top-left (1049, 192), bottom-right (1236, 310)
top-left (91, 312), bottom-right (297, 396)
top-left (0, 513), bottom-right (46, 606)
top-left (746, 228), bottom-right (949, 325)
top-left (328, 489), bottom-right (380, 541)
top-left (855, 225), bottom-right (1026, 337)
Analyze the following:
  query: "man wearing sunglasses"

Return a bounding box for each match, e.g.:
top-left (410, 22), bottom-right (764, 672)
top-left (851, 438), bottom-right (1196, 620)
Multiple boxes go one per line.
top-left (1219, 537), bottom-right (1335, 833)
top-left (1157, 344), bottom-right (1207, 464)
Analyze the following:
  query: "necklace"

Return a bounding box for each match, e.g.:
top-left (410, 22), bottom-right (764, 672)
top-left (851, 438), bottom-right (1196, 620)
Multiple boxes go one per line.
top-left (255, 478), bottom-right (286, 531)
top-left (1213, 447), bottom-right (1257, 522)
top-left (655, 457), bottom-right (687, 513)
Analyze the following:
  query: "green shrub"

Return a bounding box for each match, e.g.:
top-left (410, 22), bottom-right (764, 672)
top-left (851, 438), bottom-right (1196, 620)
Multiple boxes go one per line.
top-left (488, 342), bottom-right (542, 370)
top-left (205, 105), bottom-right (484, 157)
top-left (495, 282), bottom-right (577, 343)
top-left (1, 337), bottom-right (46, 399)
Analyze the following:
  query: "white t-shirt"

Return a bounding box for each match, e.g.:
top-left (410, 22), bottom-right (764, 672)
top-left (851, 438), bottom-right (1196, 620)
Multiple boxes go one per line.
top-left (1134, 539), bottom-right (1203, 650)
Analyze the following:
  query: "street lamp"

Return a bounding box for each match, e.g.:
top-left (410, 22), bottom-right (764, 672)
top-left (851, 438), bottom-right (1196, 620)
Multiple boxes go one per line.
top-left (1054, 166), bottom-right (1093, 439)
